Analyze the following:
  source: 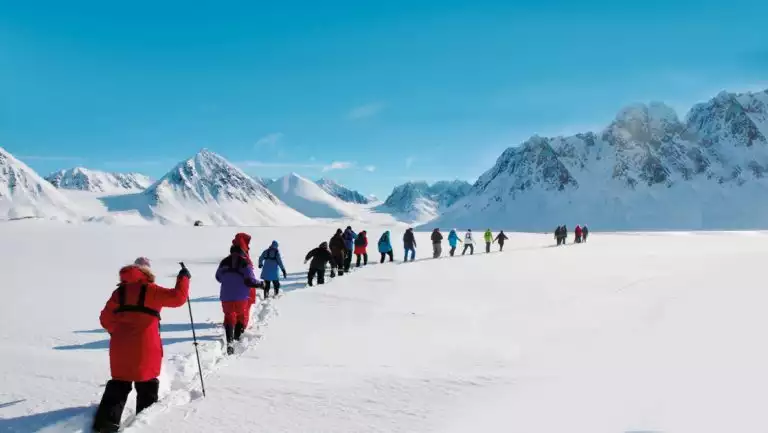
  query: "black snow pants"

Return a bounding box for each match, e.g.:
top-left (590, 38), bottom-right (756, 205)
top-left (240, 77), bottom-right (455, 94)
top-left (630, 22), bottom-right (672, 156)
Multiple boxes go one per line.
top-left (356, 253), bottom-right (368, 267)
top-left (93, 379), bottom-right (159, 433)
top-left (486, 242), bottom-right (491, 253)
top-left (462, 244), bottom-right (474, 255)
top-left (332, 253), bottom-right (345, 275)
top-left (308, 268), bottom-right (326, 286)
top-left (263, 280), bottom-right (281, 297)
top-left (498, 241), bottom-right (505, 251)
top-left (449, 246), bottom-right (457, 256)
top-left (380, 251), bottom-right (393, 263)
top-left (344, 252), bottom-right (353, 272)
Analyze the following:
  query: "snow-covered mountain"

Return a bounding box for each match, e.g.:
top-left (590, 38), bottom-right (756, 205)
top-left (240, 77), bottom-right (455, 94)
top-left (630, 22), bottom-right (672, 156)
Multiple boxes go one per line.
top-left (379, 180), bottom-right (472, 223)
top-left (268, 173), bottom-right (358, 219)
top-left (104, 149), bottom-right (310, 226)
top-left (0, 147), bottom-right (80, 220)
top-left (315, 178), bottom-right (370, 204)
top-left (46, 167), bottom-right (151, 193)
top-left (431, 88), bottom-right (768, 231)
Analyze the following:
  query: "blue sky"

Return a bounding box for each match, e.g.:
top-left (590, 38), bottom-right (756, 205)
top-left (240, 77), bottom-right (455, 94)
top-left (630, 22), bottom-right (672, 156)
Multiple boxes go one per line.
top-left (2, 0), bottom-right (766, 198)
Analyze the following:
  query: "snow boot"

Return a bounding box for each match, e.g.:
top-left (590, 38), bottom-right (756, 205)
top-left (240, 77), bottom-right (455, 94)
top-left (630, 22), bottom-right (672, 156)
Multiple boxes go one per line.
top-left (92, 380), bottom-right (131, 433)
top-left (224, 324), bottom-right (235, 355)
top-left (135, 379), bottom-right (159, 414)
top-left (234, 322), bottom-right (245, 341)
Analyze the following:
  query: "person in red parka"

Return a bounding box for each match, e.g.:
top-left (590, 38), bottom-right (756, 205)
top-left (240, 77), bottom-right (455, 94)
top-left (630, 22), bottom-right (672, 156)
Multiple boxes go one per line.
top-left (92, 257), bottom-right (191, 433)
top-left (354, 230), bottom-right (368, 267)
top-left (575, 225), bottom-right (583, 244)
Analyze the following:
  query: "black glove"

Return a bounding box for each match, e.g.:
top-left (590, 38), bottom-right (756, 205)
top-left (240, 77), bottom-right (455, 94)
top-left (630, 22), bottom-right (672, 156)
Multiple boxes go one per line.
top-left (178, 267), bottom-right (191, 279)
top-left (258, 264), bottom-right (263, 269)
top-left (282, 270), bottom-right (287, 279)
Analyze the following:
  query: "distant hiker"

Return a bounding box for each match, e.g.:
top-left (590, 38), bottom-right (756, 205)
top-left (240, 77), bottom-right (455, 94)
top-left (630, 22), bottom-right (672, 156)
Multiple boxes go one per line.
top-left (484, 229), bottom-right (493, 253)
top-left (403, 228), bottom-right (417, 262)
top-left (562, 225), bottom-right (568, 244)
top-left (495, 230), bottom-right (509, 251)
top-left (329, 229), bottom-right (348, 276)
top-left (217, 234), bottom-right (262, 355)
top-left (305, 242), bottom-right (336, 287)
top-left (582, 225), bottom-right (589, 243)
top-left (431, 228), bottom-right (443, 258)
top-left (342, 226), bottom-right (357, 272)
top-left (378, 231), bottom-right (394, 263)
top-left (574, 225), bottom-right (583, 244)
top-left (258, 241), bottom-right (287, 298)
top-left (447, 229), bottom-right (462, 256)
top-left (93, 258), bottom-right (191, 433)
top-left (354, 230), bottom-right (369, 267)
top-left (462, 229), bottom-right (475, 255)
top-left (554, 226), bottom-right (560, 245)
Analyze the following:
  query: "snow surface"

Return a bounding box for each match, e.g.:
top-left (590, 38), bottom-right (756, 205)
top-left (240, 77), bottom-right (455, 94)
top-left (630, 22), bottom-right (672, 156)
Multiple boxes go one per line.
top-left (2, 223), bottom-right (768, 433)
top-left (46, 168), bottom-right (152, 193)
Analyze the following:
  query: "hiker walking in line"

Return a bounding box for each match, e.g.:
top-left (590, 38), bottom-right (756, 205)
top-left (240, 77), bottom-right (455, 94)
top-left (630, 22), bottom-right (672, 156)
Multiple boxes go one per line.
top-left (447, 229), bottom-right (462, 256)
top-left (431, 228), bottom-right (443, 258)
top-left (462, 229), bottom-right (475, 255)
top-left (378, 231), bottom-right (394, 263)
top-left (494, 230), bottom-right (509, 251)
top-left (304, 242), bottom-right (336, 286)
top-left (484, 229), bottom-right (493, 253)
top-left (403, 228), bottom-right (417, 262)
top-left (258, 241), bottom-right (287, 298)
top-left (354, 230), bottom-right (369, 267)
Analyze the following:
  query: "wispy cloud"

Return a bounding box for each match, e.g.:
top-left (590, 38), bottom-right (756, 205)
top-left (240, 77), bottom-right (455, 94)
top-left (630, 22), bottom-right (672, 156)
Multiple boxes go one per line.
top-left (322, 161), bottom-right (354, 172)
top-left (239, 161), bottom-right (322, 169)
top-left (364, 165), bottom-right (376, 172)
top-left (16, 155), bottom-right (84, 162)
top-left (405, 156), bottom-right (416, 169)
top-left (346, 102), bottom-right (385, 120)
top-left (255, 132), bottom-right (284, 148)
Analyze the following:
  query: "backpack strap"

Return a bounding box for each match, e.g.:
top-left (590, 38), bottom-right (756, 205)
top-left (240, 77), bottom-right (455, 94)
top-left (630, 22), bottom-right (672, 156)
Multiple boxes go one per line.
top-left (114, 283), bottom-right (161, 319)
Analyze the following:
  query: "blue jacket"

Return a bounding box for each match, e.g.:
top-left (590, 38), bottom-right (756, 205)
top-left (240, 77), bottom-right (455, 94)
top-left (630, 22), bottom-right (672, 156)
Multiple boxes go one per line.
top-left (448, 230), bottom-right (460, 248)
top-left (378, 231), bottom-right (393, 253)
top-left (216, 251), bottom-right (261, 302)
top-left (342, 229), bottom-right (357, 251)
top-left (258, 241), bottom-right (286, 281)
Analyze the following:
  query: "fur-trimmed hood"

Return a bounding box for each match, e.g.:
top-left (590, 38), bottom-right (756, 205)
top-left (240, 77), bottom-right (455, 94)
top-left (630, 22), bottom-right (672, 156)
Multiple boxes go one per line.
top-left (119, 264), bottom-right (156, 284)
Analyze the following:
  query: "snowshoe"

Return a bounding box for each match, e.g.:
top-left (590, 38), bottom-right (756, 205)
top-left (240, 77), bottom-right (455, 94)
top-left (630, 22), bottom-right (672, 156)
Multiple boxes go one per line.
top-left (226, 344), bottom-right (235, 356)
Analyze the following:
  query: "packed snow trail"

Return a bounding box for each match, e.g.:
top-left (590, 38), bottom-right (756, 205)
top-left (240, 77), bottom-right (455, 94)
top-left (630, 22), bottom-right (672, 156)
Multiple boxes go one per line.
top-left (5, 225), bottom-right (768, 432)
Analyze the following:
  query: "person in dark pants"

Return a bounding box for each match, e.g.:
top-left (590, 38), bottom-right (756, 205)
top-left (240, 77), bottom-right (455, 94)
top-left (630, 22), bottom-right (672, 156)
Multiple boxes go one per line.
top-left (447, 229), bottom-right (461, 256)
top-left (562, 225), bottom-right (568, 244)
top-left (329, 229), bottom-right (348, 276)
top-left (431, 228), bottom-right (443, 258)
top-left (258, 241), bottom-right (287, 298)
top-left (582, 225), bottom-right (589, 242)
top-left (494, 231), bottom-right (509, 251)
top-left (462, 229), bottom-right (475, 255)
top-left (305, 242), bottom-right (336, 286)
top-left (378, 231), bottom-right (394, 263)
top-left (92, 258), bottom-right (191, 433)
top-left (354, 230), bottom-right (369, 267)
top-left (403, 228), bottom-right (417, 262)
top-left (342, 226), bottom-right (357, 272)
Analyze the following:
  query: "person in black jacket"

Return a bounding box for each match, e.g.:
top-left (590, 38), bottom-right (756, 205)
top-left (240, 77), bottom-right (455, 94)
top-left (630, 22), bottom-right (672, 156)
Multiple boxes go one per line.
top-left (329, 229), bottom-right (348, 276)
top-left (582, 225), bottom-right (589, 243)
top-left (430, 228), bottom-right (443, 258)
top-left (403, 228), bottom-right (417, 262)
top-left (304, 242), bottom-right (336, 286)
top-left (494, 231), bottom-right (509, 251)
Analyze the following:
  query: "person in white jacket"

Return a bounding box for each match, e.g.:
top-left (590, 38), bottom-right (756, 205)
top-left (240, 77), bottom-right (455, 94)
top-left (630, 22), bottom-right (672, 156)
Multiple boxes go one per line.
top-left (462, 229), bottom-right (475, 255)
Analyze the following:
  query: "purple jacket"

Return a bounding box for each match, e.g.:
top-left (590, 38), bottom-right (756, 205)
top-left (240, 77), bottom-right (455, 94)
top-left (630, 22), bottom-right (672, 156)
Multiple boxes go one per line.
top-left (216, 252), bottom-right (261, 302)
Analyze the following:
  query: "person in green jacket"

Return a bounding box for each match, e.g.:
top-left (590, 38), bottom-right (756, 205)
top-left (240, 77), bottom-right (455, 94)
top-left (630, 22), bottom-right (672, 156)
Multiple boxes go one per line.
top-left (484, 229), bottom-right (493, 253)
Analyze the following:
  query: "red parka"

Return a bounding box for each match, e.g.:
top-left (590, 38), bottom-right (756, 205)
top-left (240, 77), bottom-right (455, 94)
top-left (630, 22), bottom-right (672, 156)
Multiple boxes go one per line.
top-left (232, 232), bottom-right (257, 306)
top-left (100, 265), bottom-right (190, 382)
top-left (353, 231), bottom-right (368, 255)
top-left (575, 225), bottom-right (583, 238)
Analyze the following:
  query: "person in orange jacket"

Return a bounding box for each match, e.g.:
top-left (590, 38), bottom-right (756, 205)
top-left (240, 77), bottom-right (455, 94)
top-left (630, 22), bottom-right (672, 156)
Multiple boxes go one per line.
top-left (92, 257), bottom-right (191, 433)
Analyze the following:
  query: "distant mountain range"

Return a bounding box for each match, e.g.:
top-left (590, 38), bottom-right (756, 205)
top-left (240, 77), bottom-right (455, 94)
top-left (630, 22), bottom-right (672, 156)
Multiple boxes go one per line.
top-left (431, 88), bottom-right (768, 230)
top-left (4, 87), bottom-right (768, 229)
top-left (46, 167), bottom-right (152, 193)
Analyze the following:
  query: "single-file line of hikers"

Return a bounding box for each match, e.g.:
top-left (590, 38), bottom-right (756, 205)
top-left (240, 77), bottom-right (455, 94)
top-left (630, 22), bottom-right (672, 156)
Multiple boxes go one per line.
top-left (89, 224), bottom-right (590, 432)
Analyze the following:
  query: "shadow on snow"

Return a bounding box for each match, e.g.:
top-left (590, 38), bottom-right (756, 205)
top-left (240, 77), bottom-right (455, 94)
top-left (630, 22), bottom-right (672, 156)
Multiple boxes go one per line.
top-left (75, 322), bottom-right (219, 334)
top-left (54, 335), bottom-right (219, 351)
top-left (0, 405), bottom-right (94, 432)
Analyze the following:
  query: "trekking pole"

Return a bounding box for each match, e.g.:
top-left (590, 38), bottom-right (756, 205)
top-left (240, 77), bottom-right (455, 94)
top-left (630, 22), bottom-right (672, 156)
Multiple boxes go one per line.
top-left (180, 262), bottom-right (206, 398)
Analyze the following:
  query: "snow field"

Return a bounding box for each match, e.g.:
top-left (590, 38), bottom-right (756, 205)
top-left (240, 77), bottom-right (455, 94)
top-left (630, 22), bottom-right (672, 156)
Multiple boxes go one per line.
top-left (2, 224), bottom-right (768, 432)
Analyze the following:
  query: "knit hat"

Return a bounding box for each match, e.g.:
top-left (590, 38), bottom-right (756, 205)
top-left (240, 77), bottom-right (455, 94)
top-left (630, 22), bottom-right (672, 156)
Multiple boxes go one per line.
top-left (134, 257), bottom-right (151, 268)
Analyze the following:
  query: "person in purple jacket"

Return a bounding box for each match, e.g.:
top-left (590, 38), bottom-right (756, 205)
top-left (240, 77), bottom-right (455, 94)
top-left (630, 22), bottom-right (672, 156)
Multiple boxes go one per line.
top-left (216, 243), bottom-right (262, 355)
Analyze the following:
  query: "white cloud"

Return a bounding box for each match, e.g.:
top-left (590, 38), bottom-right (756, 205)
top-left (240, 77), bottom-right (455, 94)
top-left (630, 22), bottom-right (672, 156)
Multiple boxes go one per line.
top-left (405, 156), bottom-right (416, 169)
top-left (239, 161), bottom-right (321, 169)
top-left (322, 161), bottom-right (355, 172)
top-left (346, 102), bottom-right (385, 120)
top-left (255, 132), bottom-right (284, 148)
top-left (364, 165), bottom-right (376, 172)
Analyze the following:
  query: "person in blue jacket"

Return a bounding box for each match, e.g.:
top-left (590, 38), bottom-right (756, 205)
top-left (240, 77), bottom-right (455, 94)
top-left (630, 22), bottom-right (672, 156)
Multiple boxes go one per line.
top-left (378, 231), bottom-right (394, 263)
top-left (342, 226), bottom-right (356, 272)
top-left (258, 241), bottom-right (287, 298)
top-left (447, 229), bottom-right (462, 256)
